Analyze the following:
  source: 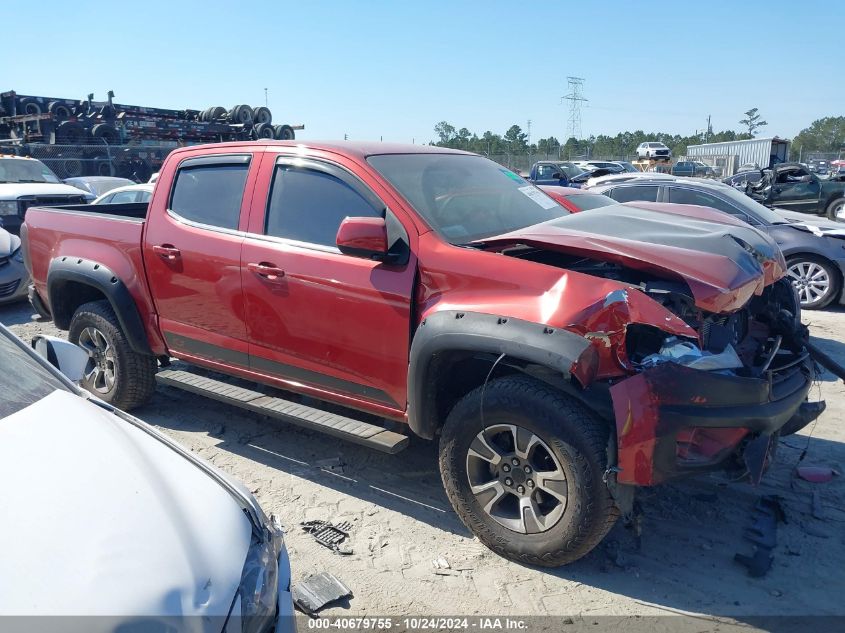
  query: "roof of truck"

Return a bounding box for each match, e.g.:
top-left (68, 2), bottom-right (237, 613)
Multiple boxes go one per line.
top-left (168, 140), bottom-right (474, 160)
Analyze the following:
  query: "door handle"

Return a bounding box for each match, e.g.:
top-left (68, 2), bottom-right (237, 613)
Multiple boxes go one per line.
top-left (247, 262), bottom-right (286, 281)
top-left (153, 244), bottom-right (181, 260)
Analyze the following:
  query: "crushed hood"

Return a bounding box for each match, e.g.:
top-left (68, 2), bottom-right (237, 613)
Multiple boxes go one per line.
top-left (479, 204), bottom-right (786, 313)
top-left (0, 390), bottom-right (251, 622)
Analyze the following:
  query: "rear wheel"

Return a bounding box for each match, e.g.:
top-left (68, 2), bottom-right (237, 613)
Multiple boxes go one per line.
top-left (826, 197), bottom-right (845, 222)
top-left (439, 375), bottom-right (618, 567)
top-left (787, 255), bottom-right (840, 309)
top-left (68, 300), bottom-right (157, 410)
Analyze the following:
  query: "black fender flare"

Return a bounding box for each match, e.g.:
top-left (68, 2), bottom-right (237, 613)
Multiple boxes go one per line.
top-left (47, 257), bottom-right (152, 356)
top-left (407, 310), bottom-right (592, 439)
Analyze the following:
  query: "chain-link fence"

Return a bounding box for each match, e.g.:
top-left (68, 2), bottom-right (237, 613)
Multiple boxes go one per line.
top-left (18, 142), bottom-right (179, 181)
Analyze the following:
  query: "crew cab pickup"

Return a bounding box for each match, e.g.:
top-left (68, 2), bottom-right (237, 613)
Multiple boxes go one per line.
top-left (746, 162), bottom-right (845, 220)
top-left (526, 160), bottom-right (584, 186)
top-left (23, 141), bottom-right (827, 567)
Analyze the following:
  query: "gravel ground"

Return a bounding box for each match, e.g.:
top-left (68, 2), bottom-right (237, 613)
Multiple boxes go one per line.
top-left (3, 300), bottom-right (844, 628)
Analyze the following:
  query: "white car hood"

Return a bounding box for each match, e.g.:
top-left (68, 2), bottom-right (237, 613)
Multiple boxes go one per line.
top-left (0, 390), bottom-right (251, 624)
top-left (0, 182), bottom-right (91, 198)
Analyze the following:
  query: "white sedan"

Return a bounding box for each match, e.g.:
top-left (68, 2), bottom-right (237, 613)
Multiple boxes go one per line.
top-left (0, 323), bottom-right (295, 633)
top-left (92, 183), bottom-right (155, 205)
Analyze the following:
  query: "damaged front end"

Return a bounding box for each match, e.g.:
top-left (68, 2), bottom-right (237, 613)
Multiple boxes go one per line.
top-left (602, 277), bottom-right (820, 486)
top-left (478, 206), bottom-right (830, 489)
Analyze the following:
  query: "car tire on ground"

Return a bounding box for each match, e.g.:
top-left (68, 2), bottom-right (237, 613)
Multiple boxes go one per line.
top-left (61, 158), bottom-right (84, 178)
top-left (68, 300), bottom-right (157, 411)
top-left (787, 255), bottom-right (841, 310)
top-left (439, 374), bottom-right (619, 567)
top-left (826, 197), bottom-right (845, 222)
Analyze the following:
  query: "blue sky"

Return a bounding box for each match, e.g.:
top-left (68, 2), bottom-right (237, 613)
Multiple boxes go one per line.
top-left (5, 1), bottom-right (843, 143)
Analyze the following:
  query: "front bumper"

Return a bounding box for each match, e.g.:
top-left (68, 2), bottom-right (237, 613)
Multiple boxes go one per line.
top-left (275, 545), bottom-right (296, 633)
top-left (0, 258), bottom-right (29, 305)
top-left (610, 353), bottom-right (815, 486)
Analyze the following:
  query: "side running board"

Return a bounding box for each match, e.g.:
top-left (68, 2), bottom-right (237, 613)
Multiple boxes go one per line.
top-left (156, 368), bottom-right (409, 454)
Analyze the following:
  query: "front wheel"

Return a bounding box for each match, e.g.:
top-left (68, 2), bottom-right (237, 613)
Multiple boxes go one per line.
top-left (68, 300), bottom-right (157, 410)
top-left (787, 255), bottom-right (841, 309)
top-left (439, 375), bottom-right (619, 567)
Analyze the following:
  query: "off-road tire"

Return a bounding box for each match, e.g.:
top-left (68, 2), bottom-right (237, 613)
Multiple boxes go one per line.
top-left (439, 375), bottom-right (619, 567)
top-left (68, 300), bottom-right (157, 411)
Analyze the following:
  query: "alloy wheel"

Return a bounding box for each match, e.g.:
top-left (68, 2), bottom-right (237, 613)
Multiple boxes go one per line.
top-left (466, 424), bottom-right (567, 534)
top-left (77, 326), bottom-right (116, 393)
top-left (788, 261), bottom-right (831, 306)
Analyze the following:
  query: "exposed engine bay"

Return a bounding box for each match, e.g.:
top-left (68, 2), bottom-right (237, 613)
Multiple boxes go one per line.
top-left (504, 248), bottom-right (805, 379)
top-left (498, 244), bottom-right (832, 487)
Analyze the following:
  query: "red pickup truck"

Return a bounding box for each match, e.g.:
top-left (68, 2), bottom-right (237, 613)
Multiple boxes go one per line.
top-left (22, 141), bottom-right (824, 566)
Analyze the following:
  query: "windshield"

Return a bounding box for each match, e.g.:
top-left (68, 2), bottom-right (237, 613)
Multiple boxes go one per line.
top-left (558, 163), bottom-right (585, 178)
top-left (369, 154), bottom-right (569, 243)
top-left (0, 158), bottom-right (61, 184)
top-left (566, 193), bottom-right (615, 212)
top-left (0, 328), bottom-right (69, 419)
top-left (717, 184), bottom-right (790, 224)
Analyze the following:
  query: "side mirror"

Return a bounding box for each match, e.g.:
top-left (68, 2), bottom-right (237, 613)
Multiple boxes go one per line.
top-left (336, 216), bottom-right (389, 260)
top-left (31, 335), bottom-right (90, 382)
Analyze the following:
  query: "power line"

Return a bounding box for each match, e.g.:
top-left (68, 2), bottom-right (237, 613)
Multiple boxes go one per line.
top-left (562, 77), bottom-right (587, 141)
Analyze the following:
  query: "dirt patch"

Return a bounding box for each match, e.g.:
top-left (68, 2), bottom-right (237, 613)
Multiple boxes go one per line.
top-left (3, 300), bottom-right (843, 623)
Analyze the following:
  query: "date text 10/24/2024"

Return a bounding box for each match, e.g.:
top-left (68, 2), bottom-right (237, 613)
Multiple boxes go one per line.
top-left (305, 617), bottom-right (528, 630)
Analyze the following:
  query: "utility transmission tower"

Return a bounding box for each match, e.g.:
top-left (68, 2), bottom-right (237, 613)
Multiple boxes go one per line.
top-left (526, 119), bottom-right (532, 146)
top-left (562, 77), bottom-right (587, 140)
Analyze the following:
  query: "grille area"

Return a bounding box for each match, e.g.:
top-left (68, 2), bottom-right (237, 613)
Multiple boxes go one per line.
top-left (16, 195), bottom-right (87, 217)
top-left (0, 279), bottom-right (20, 298)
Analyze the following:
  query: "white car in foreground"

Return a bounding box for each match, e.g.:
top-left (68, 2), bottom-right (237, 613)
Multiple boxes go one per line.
top-left (0, 324), bottom-right (295, 633)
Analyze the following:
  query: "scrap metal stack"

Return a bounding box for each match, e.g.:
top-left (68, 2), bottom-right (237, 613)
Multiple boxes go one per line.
top-left (0, 90), bottom-right (303, 180)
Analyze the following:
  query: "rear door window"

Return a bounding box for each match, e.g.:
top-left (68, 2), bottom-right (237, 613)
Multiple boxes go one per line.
top-left (608, 185), bottom-right (659, 203)
top-left (666, 186), bottom-right (748, 218)
top-left (169, 159), bottom-right (250, 230)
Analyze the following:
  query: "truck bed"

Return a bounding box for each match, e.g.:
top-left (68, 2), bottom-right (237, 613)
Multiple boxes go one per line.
top-left (27, 202), bottom-right (149, 221)
top-left (22, 202), bottom-right (164, 354)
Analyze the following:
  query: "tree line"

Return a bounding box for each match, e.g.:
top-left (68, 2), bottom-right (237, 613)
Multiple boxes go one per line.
top-left (432, 110), bottom-right (845, 161)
